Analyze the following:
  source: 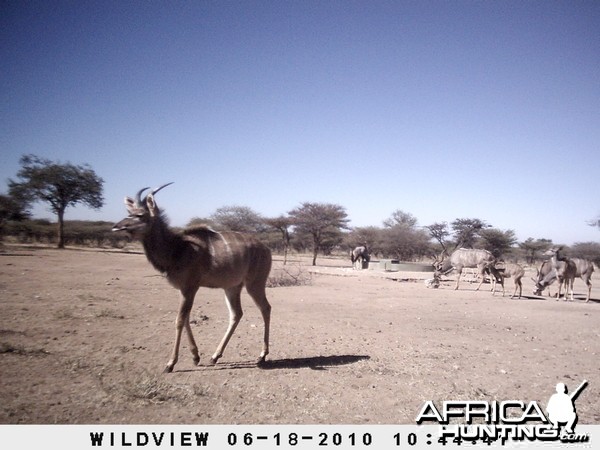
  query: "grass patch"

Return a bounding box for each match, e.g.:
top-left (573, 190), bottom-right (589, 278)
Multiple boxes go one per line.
top-left (0, 341), bottom-right (49, 356)
top-left (95, 308), bottom-right (125, 319)
top-left (65, 356), bottom-right (93, 373)
top-left (118, 371), bottom-right (208, 403)
top-left (77, 293), bottom-right (112, 303)
top-left (53, 308), bottom-right (76, 320)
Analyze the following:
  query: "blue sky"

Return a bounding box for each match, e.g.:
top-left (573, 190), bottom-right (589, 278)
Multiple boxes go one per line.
top-left (1, 1), bottom-right (599, 245)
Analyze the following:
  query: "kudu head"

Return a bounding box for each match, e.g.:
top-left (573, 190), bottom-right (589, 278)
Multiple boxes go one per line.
top-left (483, 260), bottom-right (504, 283)
top-left (431, 251), bottom-right (448, 275)
top-left (112, 183), bottom-right (173, 238)
top-left (531, 263), bottom-right (551, 296)
top-left (532, 277), bottom-right (546, 296)
top-left (544, 246), bottom-right (564, 259)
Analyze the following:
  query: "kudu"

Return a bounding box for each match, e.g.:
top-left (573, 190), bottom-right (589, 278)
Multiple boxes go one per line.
top-left (570, 258), bottom-right (594, 302)
top-left (486, 261), bottom-right (525, 299)
top-left (350, 246), bottom-right (370, 270)
top-left (532, 260), bottom-right (556, 297)
top-left (533, 250), bottom-right (594, 302)
top-left (532, 248), bottom-right (576, 301)
top-left (112, 184), bottom-right (272, 373)
top-left (433, 248), bottom-right (495, 290)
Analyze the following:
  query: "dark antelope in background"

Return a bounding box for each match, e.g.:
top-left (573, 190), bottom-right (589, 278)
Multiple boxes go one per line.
top-left (350, 245), bottom-right (370, 269)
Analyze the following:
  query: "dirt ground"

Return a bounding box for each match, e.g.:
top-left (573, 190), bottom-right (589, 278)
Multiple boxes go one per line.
top-left (0, 246), bottom-right (598, 425)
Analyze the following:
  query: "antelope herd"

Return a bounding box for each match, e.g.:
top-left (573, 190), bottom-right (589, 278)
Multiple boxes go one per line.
top-left (350, 244), bottom-right (594, 302)
top-left (433, 247), bottom-right (594, 302)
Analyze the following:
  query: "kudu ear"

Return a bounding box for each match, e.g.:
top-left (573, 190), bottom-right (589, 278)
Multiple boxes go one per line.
top-left (124, 197), bottom-right (136, 214)
top-left (146, 194), bottom-right (159, 217)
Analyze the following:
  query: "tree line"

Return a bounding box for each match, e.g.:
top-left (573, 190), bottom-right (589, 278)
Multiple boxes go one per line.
top-left (2, 155), bottom-right (600, 266)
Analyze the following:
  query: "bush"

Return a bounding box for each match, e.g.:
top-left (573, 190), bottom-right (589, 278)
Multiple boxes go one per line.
top-left (569, 242), bottom-right (600, 267)
top-left (2, 219), bottom-right (130, 248)
top-left (267, 264), bottom-right (312, 287)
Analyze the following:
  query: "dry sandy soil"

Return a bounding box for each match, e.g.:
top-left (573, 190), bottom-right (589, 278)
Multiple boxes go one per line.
top-left (0, 246), bottom-right (599, 425)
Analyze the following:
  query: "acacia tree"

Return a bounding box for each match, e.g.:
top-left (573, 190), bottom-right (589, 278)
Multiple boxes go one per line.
top-left (264, 215), bottom-right (292, 265)
top-left (381, 210), bottom-right (431, 260)
top-left (425, 222), bottom-right (450, 254)
top-left (345, 226), bottom-right (382, 256)
top-left (451, 218), bottom-right (489, 248)
top-left (478, 228), bottom-right (517, 258)
top-left (519, 238), bottom-right (553, 264)
top-left (288, 202), bottom-right (349, 266)
top-left (381, 225), bottom-right (431, 261)
top-left (210, 205), bottom-right (265, 233)
top-left (8, 154), bottom-right (104, 248)
top-left (382, 210), bottom-right (418, 229)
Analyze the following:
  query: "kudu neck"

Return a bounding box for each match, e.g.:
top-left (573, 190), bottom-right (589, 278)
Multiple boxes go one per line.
top-left (142, 214), bottom-right (181, 274)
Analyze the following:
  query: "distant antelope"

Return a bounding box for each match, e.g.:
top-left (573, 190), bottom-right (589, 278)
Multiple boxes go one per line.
top-left (433, 248), bottom-right (495, 290)
top-left (350, 246), bottom-right (370, 270)
top-left (533, 248), bottom-right (576, 301)
top-left (486, 261), bottom-right (525, 299)
top-left (112, 184), bottom-right (272, 373)
top-left (570, 258), bottom-right (594, 302)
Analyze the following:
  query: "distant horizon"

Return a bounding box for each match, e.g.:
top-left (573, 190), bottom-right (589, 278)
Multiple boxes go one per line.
top-left (21, 195), bottom-right (599, 248)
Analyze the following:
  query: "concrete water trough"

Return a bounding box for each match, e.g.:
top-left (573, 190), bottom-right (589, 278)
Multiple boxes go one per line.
top-left (370, 259), bottom-right (434, 273)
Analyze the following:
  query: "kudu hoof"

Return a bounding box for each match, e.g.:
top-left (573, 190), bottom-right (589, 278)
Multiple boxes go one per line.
top-left (163, 365), bottom-right (174, 374)
top-left (210, 355), bottom-right (221, 365)
top-left (256, 356), bottom-right (268, 368)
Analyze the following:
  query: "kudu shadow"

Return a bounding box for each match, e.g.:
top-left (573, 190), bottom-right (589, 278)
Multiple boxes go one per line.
top-left (259, 354), bottom-right (370, 370)
top-left (513, 295), bottom-right (547, 301)
top-left (182, 354), bottom-right (370, 372)
top-left (528, 293), bottom-right (598, 303)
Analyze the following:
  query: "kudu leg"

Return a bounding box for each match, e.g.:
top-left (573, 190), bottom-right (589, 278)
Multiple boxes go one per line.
top-left (556, 279), bottom-right (563, 300)
top-left (511, 279), bottom-right (522, 299)
top-left (165, 290), bottom-right (199, 373)
top-left (488, 269), bottom-right (496, 294)
top-left (491, 276), bottom-right (505, 297)
top-left (475, 278), bottom-right (485, 291)
top-left (585, 279), bottom-right (592, 302)
top-left (475, 266), bottom-right (487, 291)
top-left (567, 279), bottom-right (574, 301)
top-left (211, 284), bottom-right (244, 364)
top-left (246, 282), bottom-right (271, 365)
top-left (454, 268), bottom-right (462, 290)
top-left (185, 320), bottom-right (200, 366)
